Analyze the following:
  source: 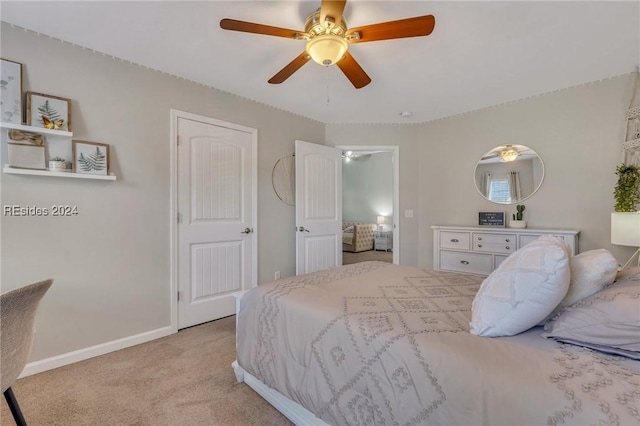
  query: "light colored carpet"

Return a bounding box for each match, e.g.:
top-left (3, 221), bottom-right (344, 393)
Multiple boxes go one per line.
top-left (342, 249), bottom-right (392, 265)
top-left (1, 316), bottom-right (292, 426)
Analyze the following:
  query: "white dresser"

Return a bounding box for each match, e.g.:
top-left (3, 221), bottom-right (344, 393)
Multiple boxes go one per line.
top-left (432, 226), bottom-right (580, 276)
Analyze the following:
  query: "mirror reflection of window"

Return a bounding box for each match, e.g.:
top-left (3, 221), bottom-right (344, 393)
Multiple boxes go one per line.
top-left (489, 177), bottom-right (511, 202)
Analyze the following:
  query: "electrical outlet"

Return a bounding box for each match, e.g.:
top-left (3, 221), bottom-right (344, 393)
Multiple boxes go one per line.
top-left (274, 271), bottom-right (281, 280)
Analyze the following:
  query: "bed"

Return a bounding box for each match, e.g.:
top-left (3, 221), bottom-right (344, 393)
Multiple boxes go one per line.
top-left (342, 222), bottom-right (377, 253)
top-left (233, 243), bottom-right (640, 425)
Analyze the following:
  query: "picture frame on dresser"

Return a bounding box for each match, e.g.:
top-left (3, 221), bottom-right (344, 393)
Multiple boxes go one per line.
top-left (26, 91), bottom-right (72, 131)
top-left (0, 58), bottom-right (23, 124)
top-left (478, 211), bottom-right (506, 227)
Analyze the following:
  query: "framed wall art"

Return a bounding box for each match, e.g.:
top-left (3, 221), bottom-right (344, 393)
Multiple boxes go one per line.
top-left (1, 58), bottom-right (23, 123)
top-left (26, 91), bottom-right (72, 131)
top-left (72, 140), bottom-right (109, 175)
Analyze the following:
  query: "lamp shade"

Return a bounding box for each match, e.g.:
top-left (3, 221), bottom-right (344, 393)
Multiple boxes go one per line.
top-left (611, 212), bottom-right (640, 246)
top-left (305, 34), bottom-right (348, 66)
top-left (377, 216), bottom-right (386, 225)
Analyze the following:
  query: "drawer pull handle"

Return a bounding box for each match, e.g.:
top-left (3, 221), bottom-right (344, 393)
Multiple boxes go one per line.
top-left (451, 238), bottom-right (459, 243)
top-left (505, 239), bottom-right (510, 242)
top-left (506, 246), bottom-right (510, 249)
top-left (460, 260), bottom-right (470, 265)
top-left (477, 244), bottom-right (482, 248)
top-left (478, 237), bottom-right (482, 241)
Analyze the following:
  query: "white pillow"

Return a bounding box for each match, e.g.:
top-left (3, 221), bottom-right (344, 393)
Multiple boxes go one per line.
top-left (542, 267), bottom-right (640, 359)
top-left (558, 249), bottom-right (617, 310)
top-left (470, 235), bottom-right (571, 337)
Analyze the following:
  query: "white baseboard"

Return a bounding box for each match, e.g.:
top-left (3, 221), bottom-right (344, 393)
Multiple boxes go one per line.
top-left (20, 326), bottom-right (174, 378)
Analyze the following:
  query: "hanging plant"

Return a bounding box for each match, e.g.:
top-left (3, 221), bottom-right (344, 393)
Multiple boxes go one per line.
top-left (614, 163), bottom-right (640, 212)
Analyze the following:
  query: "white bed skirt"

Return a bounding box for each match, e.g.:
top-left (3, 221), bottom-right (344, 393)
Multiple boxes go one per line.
top-left (232, 360), bottom-right (329, 426)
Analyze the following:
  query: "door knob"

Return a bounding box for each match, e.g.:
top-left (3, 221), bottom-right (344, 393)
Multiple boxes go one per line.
top-left (298, 226), bottom-right (310, 232)
top-left (241, 227), bottom-right (253, 234)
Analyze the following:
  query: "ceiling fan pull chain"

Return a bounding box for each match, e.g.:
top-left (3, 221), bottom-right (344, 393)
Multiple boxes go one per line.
top-left (326, 66), bottom-right (331, 107)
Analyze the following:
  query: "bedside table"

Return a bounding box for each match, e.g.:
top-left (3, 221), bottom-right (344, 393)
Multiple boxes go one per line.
top-left (375, 234), bottom-right (392, 251)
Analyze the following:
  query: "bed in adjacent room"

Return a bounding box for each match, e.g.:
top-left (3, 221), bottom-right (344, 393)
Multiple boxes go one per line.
top-left (232, 237), bottom-right (639, 426)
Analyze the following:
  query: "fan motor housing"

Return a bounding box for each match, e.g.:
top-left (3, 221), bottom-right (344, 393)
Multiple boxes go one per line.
top-left (305, 8), bottom-right (348, 37)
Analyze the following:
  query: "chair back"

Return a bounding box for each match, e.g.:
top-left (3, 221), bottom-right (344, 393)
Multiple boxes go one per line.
top-left (1, 279), bottom-right (53, 392)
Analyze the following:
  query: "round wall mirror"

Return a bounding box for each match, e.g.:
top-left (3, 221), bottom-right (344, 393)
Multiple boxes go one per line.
top-left (272, 155), bottom-right (295, 206)
top-left (474, 144), bottom-right (544, 204)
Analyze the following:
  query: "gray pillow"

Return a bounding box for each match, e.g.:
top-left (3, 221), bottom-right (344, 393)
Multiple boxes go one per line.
top-left (542, 267), bottom-right (640, 359)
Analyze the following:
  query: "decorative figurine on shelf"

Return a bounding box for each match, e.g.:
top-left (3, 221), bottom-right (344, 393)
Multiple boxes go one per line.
top-left (41, 115), bottom-right (64, 130)
top-left (510, 204), bottom-right (527, 228)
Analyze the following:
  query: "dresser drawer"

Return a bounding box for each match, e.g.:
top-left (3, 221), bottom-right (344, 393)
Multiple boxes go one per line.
top-left (473, 241), bottom-right (516, 254)
top-left (439, 250), bottom-right (492, 275)
top-left (440, 232), bottom-right (471, 250)
top-left (473, 233), bottom-right (516, 245)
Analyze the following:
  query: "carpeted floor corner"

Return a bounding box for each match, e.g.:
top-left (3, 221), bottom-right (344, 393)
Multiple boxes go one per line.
top-left (1, 316), bottom-right (292, 426)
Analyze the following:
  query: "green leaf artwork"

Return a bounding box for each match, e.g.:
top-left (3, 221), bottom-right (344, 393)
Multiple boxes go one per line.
top-left (37, 100), bottom-right (62, 121)
top-left (78, 147), bottom-right (106, 172)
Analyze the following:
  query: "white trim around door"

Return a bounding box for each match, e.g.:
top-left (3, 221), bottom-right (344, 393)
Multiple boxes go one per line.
top-left (337, 145), bottom-right (400, 264)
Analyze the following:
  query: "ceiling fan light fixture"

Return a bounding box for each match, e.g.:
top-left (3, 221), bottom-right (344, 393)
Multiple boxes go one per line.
top-left (499, 147), bottom-right (519, 162)
top-left (305, 34), bottom-right (348, 66)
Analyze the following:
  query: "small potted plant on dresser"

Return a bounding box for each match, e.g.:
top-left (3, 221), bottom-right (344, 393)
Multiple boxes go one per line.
top-left (509, 205), bottom-right (526, 228)
top-left (48, 157), bottom-right (67, 172)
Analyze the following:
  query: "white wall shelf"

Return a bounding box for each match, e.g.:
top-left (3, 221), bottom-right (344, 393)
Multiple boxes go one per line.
top-left (1, 122), bottom-right (116, 180)
top-left (3, 165), bottom-right (116, 180)
top-left (0, 122), bottom-right (73, 138)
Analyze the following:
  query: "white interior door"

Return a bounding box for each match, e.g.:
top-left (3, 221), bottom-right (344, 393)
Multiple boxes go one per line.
top-left (177, 115), bottom-right (256, 329)
top-left (295, 140), bottom-right (342, 275)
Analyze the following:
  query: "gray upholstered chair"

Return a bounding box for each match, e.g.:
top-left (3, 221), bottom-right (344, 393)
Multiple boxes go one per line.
top-left (1, 279), bottom-right (53, 426)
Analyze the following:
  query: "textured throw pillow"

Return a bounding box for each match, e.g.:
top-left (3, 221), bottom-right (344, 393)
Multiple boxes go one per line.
top-left (542, 267), bottom-right (640, 359)
top-left (470, 235), bottom-right (571, 337)
top-left (343, 226), bottom-right (354, 233)
top-left (543, 249), bottom-right (618, 321)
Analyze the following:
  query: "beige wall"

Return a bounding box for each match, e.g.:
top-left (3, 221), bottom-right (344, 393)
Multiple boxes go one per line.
top-left (2, 23), bottom-right (636, 367)
top-left (329, 75), bottom-right (637, 269)
top-left (0, 24), bottom-right (324, 362)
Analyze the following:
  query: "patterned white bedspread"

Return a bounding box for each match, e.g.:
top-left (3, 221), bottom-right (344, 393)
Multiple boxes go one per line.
top-left (236, 262), bottom-right (640, 425)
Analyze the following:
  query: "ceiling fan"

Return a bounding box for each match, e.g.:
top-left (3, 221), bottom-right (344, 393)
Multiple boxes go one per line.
top-left (220, 0), bottom-right (435, 89)
top-left (481, 145), bottom-right (533, 162)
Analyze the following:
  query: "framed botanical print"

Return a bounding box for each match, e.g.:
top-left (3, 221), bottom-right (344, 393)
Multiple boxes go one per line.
top-left (72, 140), bottom-right (109, 175)
top-left (1, 58), bottom-right (23, 123)
top-left (26, 91), bottom-right (72, 131)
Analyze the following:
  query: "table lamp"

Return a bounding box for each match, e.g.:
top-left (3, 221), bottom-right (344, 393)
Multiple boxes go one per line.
top-left (611, 212), bottom-right (640, 270)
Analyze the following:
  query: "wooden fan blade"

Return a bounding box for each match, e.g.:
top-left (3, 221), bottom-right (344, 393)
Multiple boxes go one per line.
top-left (336, 51), bottom-right (371, 89)
top-left (345, 15), bottom-right (435, 43)
top-left (220, 18), bottom-right (302, 39)
top-left (268, 52), bottom-right (311, 84)
top-left (320, 0), bottom-right (347, 28)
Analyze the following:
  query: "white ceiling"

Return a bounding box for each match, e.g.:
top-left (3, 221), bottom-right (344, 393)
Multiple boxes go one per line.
top-left (2, 1), bottom-right (638, 124)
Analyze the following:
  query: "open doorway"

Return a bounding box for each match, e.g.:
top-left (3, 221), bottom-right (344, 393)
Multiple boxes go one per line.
top-left (338, 145), bottom-right (399, 265)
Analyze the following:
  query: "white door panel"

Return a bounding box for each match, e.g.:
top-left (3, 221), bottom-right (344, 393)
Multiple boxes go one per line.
top-left (295, 140), bottom-right (342, 275)
top-left (177, 115), bottom-right (256, 329)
